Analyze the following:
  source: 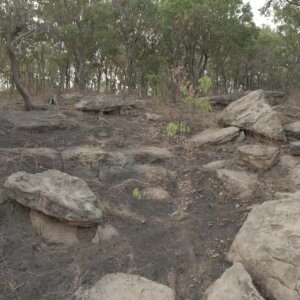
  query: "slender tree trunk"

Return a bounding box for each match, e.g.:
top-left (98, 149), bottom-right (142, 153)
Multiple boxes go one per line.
top-left (6, 44), bottom-right (34, 110)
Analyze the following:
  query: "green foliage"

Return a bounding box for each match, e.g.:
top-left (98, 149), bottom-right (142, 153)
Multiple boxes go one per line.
top-left (198, 76), bottom-right (213, 95)
top-left (166, 122), bottom-right (190, 138)
top-left (132, 188), bottom-right (142, 200)
top-left (181, 76), bottom-right (213, 115)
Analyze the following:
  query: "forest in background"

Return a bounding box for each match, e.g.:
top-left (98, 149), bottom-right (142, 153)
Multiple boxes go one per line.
top-left (0, 0), bottom-right (299, 109)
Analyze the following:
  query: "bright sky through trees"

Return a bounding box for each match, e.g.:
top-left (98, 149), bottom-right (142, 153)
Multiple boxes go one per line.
top-left (245, 0), bottom-right (275, 27)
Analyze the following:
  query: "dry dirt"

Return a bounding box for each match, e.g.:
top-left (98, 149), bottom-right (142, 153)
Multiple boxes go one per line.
top-left (0, 93), bottom-right (279, 300)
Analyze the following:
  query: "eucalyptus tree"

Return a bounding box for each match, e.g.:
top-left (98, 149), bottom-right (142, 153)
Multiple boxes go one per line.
top-left (0, 0), bottom-right (39, 110)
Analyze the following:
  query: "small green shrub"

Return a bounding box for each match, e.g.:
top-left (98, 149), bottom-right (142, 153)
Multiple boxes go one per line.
top-left (166, 122), bottom-right (190, 138)
top-left (132, 188), bottom-right (142, 200)
top-left (198, 75), bottom-right (213, 95)
top-left (180, 75), bottom-right (213, 115)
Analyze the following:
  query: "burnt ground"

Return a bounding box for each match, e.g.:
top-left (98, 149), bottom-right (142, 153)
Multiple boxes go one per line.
top-left (0, 95), bottom-right (279, 300)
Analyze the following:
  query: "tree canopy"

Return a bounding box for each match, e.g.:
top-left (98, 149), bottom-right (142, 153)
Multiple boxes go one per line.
top-left (0, 0), bottom-right (299, 109)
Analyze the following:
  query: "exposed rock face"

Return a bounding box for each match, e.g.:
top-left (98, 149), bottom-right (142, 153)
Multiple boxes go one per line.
top-left (142, 187), bottom-right (171, 201)
top-left (227, 198), bottom-right (300, 300)
top-left (75, 95), bottom-right (125, 112)
top-left (290, 141), bottom-right (300, 156)
top-left (284, 121), bottom-right (300, 140)
top-left (220, 90), bottom-right (286, 141)
top-left (202, 160), bottom-right (228, 172)
top-left (201, 263), bottom-right (264, 300)
top-left (91, 224), bottom-right (119, 244)
top-left (0, 111), bottom-right (74, 131)
top-left (216, 169), bottom-right (258, 198)
top-left (146, 113), bottom-right (162, 121)
top-left (30, 211), bottom-right (79, 249)
top-left (188, 127), bottom-right (240, 147)
top-left (0, 148), bottom-right (61, 169)
top-left (4, 170), bottom-right (102, 226)
top-left (83, 273), bottom-right (175, 300)
top-left (280, 155), bottom-right (300, 186)
top-left (238, 144), bottom-right (280, 170)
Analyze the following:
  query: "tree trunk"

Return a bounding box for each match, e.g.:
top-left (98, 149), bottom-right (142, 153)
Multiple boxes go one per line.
top-left (6, 44), bottom-right (34, 111)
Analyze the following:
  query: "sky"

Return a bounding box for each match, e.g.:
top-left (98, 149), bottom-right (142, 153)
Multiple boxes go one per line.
top-left (245, 0), bottom-right (275, 28)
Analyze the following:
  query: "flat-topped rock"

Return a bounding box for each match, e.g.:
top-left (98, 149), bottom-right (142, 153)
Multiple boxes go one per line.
top-left (220, 90), bottom-right (286, 141)
top-left (202, 160), bottom-right (228, 172)
top-left (83, 273), bottom-right (175, 300)
top-left (126, 146), bottom-right (173, 163)
top-left (238, 144), bottom-right (280, 170)
top-left (284, 121), bottom-right (300, 140)
top-left (290, 141), bottom-right (300, 156)
top-left (188, 127), bottom-right (240, 147)
top-left (0, 147), bottom-right (61, 169)
top-left (201, 263), bottom-right (264, 300)
top-left (4, 170), bottom-right (102, 226)
top-left (142, 186), bottom-right (171, 201)
top-left (0, 110), bottom-right (74, 131)
top-left (227, 198), bottom-right (300, 300)
top-left (216, 169), bottom-right (258, 198)
top-left (75, 95), bottom-right (125, 112)
top-left (146, 113), bottom-right (162, 121)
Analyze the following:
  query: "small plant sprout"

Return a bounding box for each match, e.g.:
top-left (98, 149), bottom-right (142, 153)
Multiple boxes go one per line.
top-left (166, 122), bottom-right (190, 138)
top-left (132, 188), bottom-right (142, 200)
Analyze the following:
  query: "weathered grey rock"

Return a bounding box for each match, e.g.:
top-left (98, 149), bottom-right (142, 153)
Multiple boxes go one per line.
top-left (0, 111), bottom-right (74, 131)
top-left (4, 170), bottom-right (102, 226)
top-left (201, 263), bottom-right (264, 300)
top-left (30, 210), bottom-right (79, 248)
top-left (188, 127), bottom-right (240, 147)
top-left (236, 131), bottom-right (246, 143)
top-left (75, 95), bottom-right (125, 112)
top-left (0, 148), bottom-right (61, 169)
top-left (284, 121), bottom-right (300, 140)
top-left (142, 187), bottom-right (171, 201)
top-left (207, 90), bottom-right (285, 107)
top-left (61, 146), bottom-right (128, 168)
top-left (217, 169), bottom-right (258, 198)
top-left (91, 224), bottom-right (119, 244)
top-left (202, 160), bottom-right (227, 172)
top-left (126, 146), bottom-right (173, 163)
top-left (280, 155), bottom-right (300, 186)
top-left (133, 165), bottom-right (176, 182)
top-left (220, 90), bottom-right (286, 141)
top-left (146, 113), bottom-right (162, 121)
top-left (83, 273), bottom-right (175, 300)
top-left (61, 92), bottom-right (83, 101)
top-left (227, 198), bottom-right (300, 300)
top-left (290, 141), bottom-right (300, 156)
top-left (238, 144), bottom-right (280, 170)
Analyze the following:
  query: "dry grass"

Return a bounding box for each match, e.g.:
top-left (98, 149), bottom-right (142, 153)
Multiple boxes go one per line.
top-left (100, 202), bottom-right (146, 224)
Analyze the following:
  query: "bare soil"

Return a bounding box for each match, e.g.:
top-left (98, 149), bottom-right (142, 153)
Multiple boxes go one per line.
top-left (0, 95), bottom-right (274, 300)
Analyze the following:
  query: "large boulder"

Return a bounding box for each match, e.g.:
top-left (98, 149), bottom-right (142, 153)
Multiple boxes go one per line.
top-left (284, 121), bottom-right (300, 141)
top-left (216, 169), bottom-right (258, 198)
top-left (4, 170), bottom-right (102, 226)
top-left (82, 273), bottom-right (175, 300)
top-left (201, 263), bottom-right (264, 300)
top-left (220, 90), bottom-right (286, 141)
top-left (75, 95), bottom-right (125, 112)
top-left (238, 144), bottom-right (280, 170)
top-left (188, 127), bottom-right (240, 147)
top-left (0, 111), bottom-right (74, 131)
top-left (227, 198), bottom-right (300, 300)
